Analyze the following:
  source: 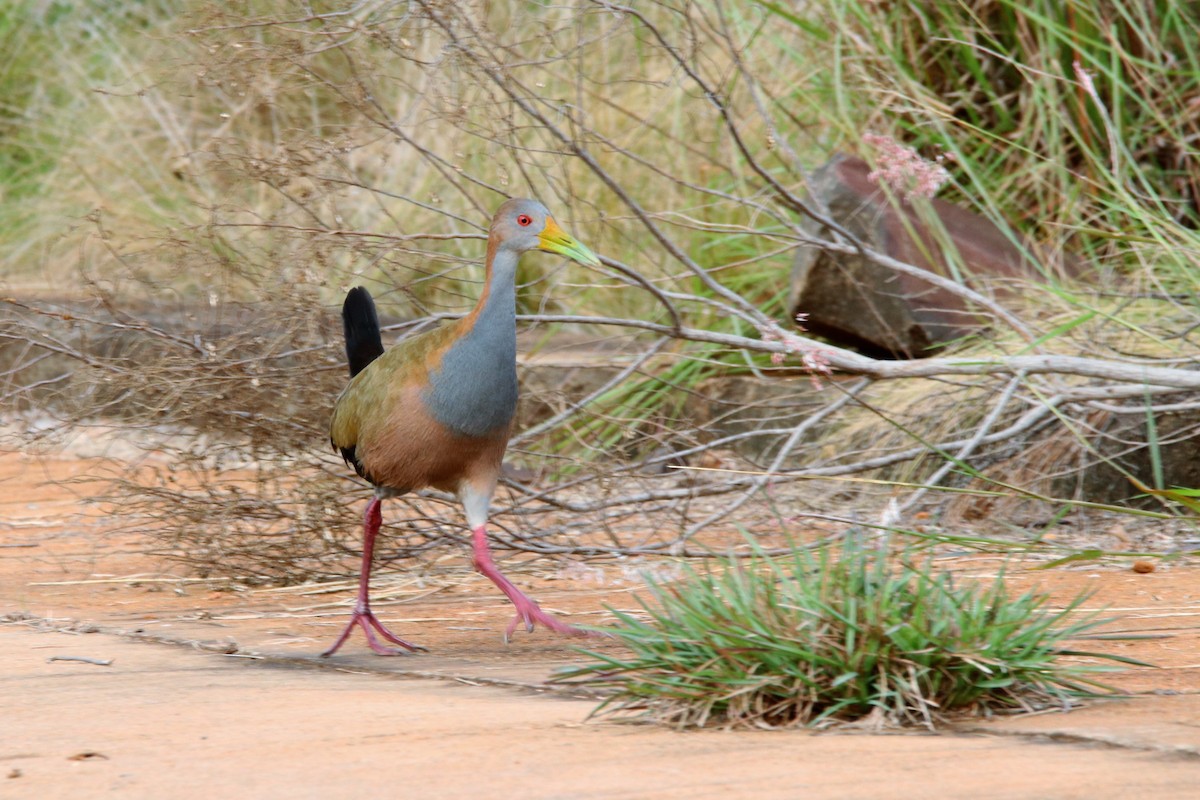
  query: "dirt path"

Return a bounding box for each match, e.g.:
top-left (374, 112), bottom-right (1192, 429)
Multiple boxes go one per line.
top-left (5, 625), bottom-right (1200, 800)
top-left (3, 449), bottom-right (1200, 798)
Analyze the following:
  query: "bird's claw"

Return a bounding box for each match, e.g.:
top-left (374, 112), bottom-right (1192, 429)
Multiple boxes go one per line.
top-left (502, 598), bottom-right (591, 643)
top-left (321, 608), bottom-right (427, 657)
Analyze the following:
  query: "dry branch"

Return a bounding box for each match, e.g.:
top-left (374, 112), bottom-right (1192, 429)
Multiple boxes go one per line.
top-left (2, 1), bottom-right (1196, 582)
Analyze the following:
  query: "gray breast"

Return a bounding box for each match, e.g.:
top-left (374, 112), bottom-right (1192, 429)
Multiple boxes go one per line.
top-left (422, 332), bottom-right (518, 438)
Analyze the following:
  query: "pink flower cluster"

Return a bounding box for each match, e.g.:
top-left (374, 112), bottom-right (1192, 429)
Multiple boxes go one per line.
top-left (862, 132), bottom-right (950, 201)
top-left (759, 313), bottom-right (833, 388)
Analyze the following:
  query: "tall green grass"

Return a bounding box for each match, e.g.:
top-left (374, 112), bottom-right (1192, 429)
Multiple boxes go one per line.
top-left (757, 0), bottom-right (1200, 292)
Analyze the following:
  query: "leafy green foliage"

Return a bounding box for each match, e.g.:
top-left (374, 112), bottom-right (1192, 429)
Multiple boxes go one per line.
top-left (560, 537), bottom-right (1140, 729)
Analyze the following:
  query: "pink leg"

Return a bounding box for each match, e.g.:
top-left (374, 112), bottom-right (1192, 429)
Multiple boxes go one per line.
top-left (471, 525), bottom-right (589, 641)
top-left (321, 497), bottom-right (426, 657)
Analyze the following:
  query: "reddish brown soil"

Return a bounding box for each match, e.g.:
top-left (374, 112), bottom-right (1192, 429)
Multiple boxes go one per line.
top-left (3, 449), bottom-right (1200, 798)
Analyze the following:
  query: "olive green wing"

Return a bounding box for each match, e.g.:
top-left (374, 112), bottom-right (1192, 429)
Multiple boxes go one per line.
top-left (329, 321), bottom-right (461, 469)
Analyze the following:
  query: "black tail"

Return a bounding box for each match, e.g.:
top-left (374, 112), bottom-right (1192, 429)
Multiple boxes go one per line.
top-left (342, 287), bottom-right (384, 378)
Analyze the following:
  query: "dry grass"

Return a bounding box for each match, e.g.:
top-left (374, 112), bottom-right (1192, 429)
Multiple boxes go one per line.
top-left (1, 1), bottom-right (1197, 583)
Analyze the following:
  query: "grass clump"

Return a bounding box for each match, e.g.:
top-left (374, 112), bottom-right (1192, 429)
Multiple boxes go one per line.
top-left (561, 537), bottom-right (1138, 730)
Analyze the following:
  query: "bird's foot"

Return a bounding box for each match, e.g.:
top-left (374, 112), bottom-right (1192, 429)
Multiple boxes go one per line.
top-left (320, 608), bottom-right (427, 657)
top-left (470, 524), bottom-right (599, 642)
top-left (502, 593), bottom-right (593, 643)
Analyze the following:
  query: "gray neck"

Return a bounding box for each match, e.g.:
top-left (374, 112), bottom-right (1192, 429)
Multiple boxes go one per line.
top-left (472, 248), bottom-right (518, 344)
top-left (421, 247), bottom-right (520, 438)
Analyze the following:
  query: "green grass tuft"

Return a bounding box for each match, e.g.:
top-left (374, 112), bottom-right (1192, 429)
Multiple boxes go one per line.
top-left (559, 536), bottom-right (1142, 730)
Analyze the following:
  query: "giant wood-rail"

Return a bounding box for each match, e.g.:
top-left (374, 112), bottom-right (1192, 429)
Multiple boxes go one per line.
top-left (324, 198), bottom-right (601, 656)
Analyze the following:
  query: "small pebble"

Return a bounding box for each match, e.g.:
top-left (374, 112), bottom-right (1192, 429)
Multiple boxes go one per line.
top-left (1132, 560), bottom-right (1156, 574)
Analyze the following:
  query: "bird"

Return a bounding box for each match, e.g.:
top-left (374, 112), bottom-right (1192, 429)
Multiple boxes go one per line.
top-left (323, 198), bottom-right (602, 656)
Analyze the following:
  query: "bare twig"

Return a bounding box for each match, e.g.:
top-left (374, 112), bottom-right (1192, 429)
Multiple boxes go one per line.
top-left (47, 656), bottom-right (114, 666)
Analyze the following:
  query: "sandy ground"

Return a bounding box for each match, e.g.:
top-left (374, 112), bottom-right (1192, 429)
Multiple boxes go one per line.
top-left (3, 448), bottom-right (1200, 799)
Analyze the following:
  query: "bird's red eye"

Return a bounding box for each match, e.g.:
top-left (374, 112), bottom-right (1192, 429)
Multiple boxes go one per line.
top-left (516, 214), bottom-right (532, 227)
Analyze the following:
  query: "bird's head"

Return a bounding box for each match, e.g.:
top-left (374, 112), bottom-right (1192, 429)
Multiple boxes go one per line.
top-left (490, 198), bottom-right (602, 268)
